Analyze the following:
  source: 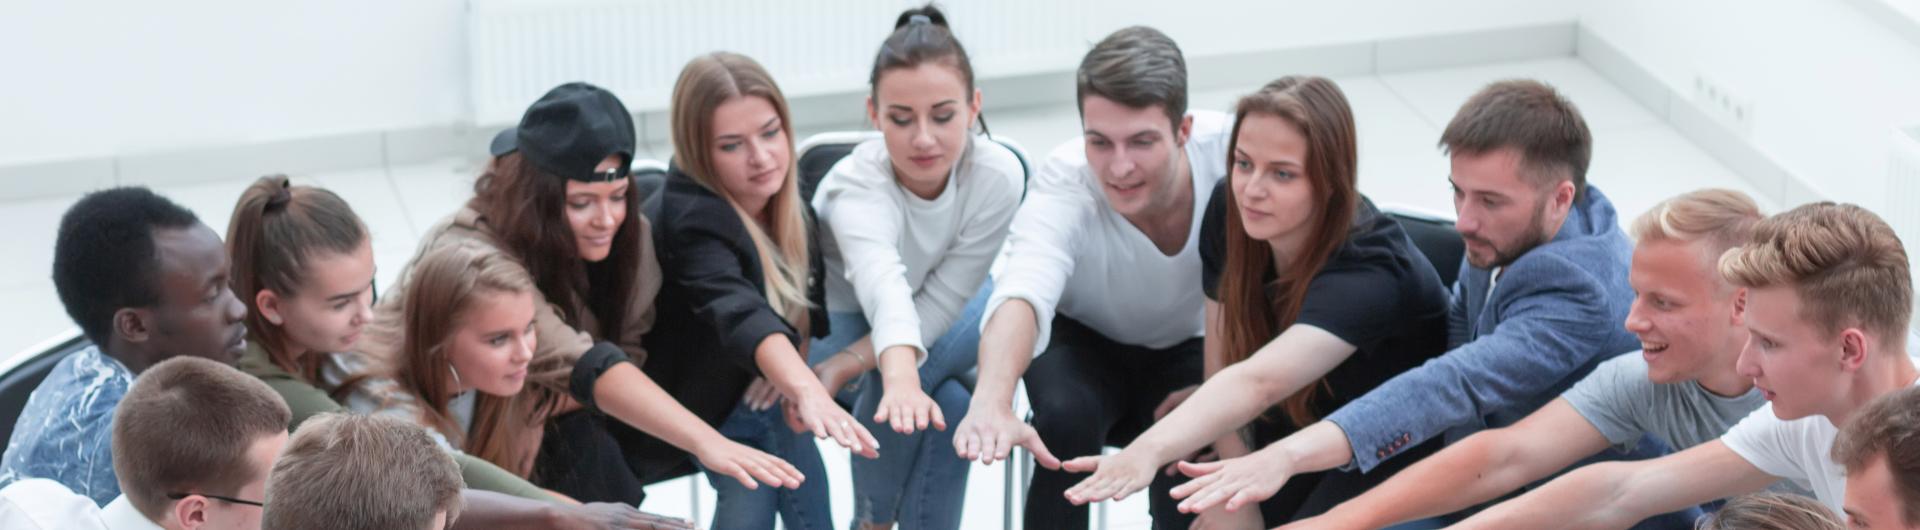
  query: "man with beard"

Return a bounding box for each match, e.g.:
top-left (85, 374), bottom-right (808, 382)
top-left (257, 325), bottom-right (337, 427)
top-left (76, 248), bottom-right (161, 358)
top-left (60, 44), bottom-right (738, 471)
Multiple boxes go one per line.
top-left (1168, 80), bottom-right (1664, 525)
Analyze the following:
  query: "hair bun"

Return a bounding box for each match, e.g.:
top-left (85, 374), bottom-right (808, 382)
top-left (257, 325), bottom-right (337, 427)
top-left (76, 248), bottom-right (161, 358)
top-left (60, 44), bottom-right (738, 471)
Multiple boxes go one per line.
top-left (263, 175), bottom-right (294, 211)
top-left (893, 5), bottom-right (949, 30)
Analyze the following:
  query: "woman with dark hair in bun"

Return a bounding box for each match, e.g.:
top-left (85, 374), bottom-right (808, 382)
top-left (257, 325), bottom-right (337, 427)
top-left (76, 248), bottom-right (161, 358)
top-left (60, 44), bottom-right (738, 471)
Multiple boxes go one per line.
top-left (805, 4), bottom-right (1022, 529)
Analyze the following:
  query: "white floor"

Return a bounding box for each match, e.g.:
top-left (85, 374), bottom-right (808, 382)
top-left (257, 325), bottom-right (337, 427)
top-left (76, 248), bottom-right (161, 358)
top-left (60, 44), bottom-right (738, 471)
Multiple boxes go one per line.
top-left (0, 57), bottom-right (1770, 529)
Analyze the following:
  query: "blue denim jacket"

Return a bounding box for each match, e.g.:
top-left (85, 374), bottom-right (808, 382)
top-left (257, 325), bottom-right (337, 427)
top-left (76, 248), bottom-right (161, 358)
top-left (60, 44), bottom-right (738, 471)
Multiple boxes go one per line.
top-left (1326, 186), bottom-right (1639, 472)
top-left (0, 346), bottom-right (131, 506)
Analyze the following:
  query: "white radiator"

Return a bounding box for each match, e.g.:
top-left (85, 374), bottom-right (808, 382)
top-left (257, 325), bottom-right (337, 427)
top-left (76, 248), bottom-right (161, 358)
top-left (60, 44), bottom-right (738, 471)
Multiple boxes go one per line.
top-left (468, 0), bottom-right (1096, 125)
top-left (1892, 126), bottom-right (1920, 334)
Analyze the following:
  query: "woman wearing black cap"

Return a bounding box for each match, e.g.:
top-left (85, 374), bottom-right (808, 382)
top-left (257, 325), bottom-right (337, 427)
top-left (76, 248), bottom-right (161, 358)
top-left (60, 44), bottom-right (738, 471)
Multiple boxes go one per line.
top-left (360, 82), bottom-right (807, 507)
top-left (640, 52), bottom-right (882, 529)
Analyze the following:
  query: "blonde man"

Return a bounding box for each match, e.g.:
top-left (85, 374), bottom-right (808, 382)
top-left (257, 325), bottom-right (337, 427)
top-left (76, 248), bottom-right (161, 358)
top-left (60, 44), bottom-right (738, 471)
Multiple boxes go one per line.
top-left (1454, 202), bottom-right (1919, 528)
top-left (1288, 189), bottom-right (1788, 528)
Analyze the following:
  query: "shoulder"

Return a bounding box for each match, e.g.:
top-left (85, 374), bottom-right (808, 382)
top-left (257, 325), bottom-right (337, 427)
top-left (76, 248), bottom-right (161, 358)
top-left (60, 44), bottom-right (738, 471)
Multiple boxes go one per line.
top-left (1186, 110), bottom-right (1235, 140)
top-left (964, 136), bottom-right (1028, 196)
top-left (43, 349), bottom-right (130, 416)
top-left (1499, 244), bottom-right (1617, 298)
top-left (651, 171), bottom-right (740, 234)
top-left (1026, 138), bottom-right (1096, 199)
top-left (1570, 353), bottom-right (1654, 398)
top-left (1722, 403), bottom-right (1825, 450)
top-left (0, 479), bottom-right (106, 530)
top-left (821, 140), bottom-right (894, 191)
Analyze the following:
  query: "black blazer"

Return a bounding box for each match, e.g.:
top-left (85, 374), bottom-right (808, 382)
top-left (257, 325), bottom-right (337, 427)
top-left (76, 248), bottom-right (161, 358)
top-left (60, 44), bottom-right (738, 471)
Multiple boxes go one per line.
top-left (637, 167), bottom-right (828, 434)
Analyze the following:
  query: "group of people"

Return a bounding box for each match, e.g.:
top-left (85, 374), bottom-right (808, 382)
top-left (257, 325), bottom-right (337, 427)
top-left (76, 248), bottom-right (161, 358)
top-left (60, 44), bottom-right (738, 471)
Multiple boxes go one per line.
top-left (0, 5), bottom-right (1916, 530)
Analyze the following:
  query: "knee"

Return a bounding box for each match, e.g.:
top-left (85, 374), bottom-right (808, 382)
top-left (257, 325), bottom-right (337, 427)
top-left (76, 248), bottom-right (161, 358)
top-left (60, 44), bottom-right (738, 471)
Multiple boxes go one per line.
top-left (1029, 407), bottom-right (1102, 453)
top-left (933, 380), bottom-right (969, 415)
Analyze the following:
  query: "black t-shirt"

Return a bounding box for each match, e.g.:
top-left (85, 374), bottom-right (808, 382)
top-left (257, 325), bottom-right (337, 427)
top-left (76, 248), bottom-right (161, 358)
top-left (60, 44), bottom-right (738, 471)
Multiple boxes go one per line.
top-left (1200, 179), bottom-right (1451, 434)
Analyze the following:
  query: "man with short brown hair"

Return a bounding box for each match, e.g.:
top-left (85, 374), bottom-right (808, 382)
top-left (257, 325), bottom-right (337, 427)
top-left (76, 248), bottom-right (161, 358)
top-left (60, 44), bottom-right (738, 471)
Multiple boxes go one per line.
top-left (1832, 386), bottom-right (1920, 529)
top-left (955, 24), bottom-right (1236, 529)
top-left (110, 356), bottom-right (289, 530)
top-left (262, 413), bottom-right (463, 530)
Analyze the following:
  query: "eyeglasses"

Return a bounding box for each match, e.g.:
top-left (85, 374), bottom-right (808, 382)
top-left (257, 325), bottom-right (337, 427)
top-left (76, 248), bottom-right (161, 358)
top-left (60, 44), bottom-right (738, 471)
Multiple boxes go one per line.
top-left (166, 491), bottom-right (264, 508)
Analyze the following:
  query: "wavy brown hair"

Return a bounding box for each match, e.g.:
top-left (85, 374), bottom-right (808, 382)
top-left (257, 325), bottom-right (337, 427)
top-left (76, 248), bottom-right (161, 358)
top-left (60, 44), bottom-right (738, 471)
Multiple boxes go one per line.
top-left (360, 241), bottom-right (567, 476)
top-left (1216, 76), bottom-right (1359, 427)
top-left (670, 51), bottom-right (812, 322)
top-left (226, 174), bottom-right (368, 382)
top-left (469, 151), bottom-right (643, 338)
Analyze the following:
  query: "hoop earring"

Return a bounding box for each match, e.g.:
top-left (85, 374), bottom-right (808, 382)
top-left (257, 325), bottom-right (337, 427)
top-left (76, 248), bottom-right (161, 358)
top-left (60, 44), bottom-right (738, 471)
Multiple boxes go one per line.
top-left (448, 363), bottom-right (463, 389)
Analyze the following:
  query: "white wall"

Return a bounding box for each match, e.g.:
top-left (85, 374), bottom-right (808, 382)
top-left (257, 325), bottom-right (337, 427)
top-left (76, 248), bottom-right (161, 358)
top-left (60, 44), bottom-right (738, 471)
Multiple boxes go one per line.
top-left (1, 0), bottom-right (1576, 171)
top-left (0, 1), bottom-right (468, 166)
top-left (1576, 0), bottom-right (1920, 212)
top-left (1088, 0), bottom-right (1577, 57)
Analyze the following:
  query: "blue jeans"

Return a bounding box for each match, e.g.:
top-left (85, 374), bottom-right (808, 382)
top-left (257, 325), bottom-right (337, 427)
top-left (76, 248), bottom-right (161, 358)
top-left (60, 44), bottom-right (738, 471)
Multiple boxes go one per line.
top-left (703, 401), bottom-right (833, 530)
top-left (803, 281), bottom-right (991, 529)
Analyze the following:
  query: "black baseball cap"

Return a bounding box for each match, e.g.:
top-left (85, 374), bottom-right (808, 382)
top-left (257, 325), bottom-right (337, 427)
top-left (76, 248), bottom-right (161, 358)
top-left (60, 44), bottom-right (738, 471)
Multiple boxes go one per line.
top-left (494, 82), bottom-right (636, 182)
top-left (489, 127), bottom-right (518, 157)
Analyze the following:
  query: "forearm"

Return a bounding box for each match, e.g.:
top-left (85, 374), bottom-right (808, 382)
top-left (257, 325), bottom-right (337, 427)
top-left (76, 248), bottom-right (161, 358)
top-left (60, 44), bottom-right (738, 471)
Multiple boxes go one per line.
top-left (755, 334), bottom-right (830, 400)
top-left (1261, 422), bottom-right (1355, 476)
top-left (592, 363), bottom-right (729, 454)
top-left (1129, 367), bottom-right (1286, 464)
top-left (450, 490), bottom-right (564, 529)
top-left (877, 344), bottom-right (922, 391)
top-left (451, 452), bottom-right (554, 501)
top-left (842, 335), bottom-right (876, 368)
top-left (971, 301), bottom-right (1037, 410)
top-left (1325, 432), bottom-right (1545, 528)
top-left (1454, 462), bottom-right (1644, 530)
top-left (1211, 432), bottom-right (1250, 459)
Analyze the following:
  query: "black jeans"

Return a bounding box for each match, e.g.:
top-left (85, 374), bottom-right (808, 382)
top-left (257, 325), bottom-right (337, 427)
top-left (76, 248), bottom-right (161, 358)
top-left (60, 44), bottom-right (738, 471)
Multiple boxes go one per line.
top-left (1022, 316), bottom-right (1204, 530)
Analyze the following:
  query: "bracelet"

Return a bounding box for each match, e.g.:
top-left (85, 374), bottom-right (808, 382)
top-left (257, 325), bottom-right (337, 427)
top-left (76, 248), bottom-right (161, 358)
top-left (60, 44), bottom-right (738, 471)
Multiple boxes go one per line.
top-left (836, 347), bottom-right (872, 368)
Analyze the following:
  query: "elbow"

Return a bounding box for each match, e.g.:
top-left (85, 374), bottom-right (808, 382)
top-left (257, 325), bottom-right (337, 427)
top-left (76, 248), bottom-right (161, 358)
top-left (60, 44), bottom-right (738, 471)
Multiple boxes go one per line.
top-left (1571, 461), bottom-right (1648, 517)
top-left (1224, 363), bottom-right (1292, 406)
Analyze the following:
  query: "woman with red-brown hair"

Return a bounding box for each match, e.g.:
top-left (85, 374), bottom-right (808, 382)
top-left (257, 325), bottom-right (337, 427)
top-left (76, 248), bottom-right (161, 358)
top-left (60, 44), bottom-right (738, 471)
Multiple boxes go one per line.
top-left (1058, 76), bottom-right (1452, 528)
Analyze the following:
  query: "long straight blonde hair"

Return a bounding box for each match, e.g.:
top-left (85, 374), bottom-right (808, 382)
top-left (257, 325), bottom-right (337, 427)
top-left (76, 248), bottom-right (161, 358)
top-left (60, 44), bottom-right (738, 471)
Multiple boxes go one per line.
top-left (669, 52), bottom-right (812, 323)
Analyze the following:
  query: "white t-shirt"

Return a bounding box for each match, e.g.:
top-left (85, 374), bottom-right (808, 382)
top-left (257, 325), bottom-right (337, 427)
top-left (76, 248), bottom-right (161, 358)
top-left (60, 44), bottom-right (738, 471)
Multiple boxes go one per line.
top-left (985, 110), bottom-right (1233, 354)
top-left (100, 496), bottom-right (162, 530)
top-left (814, 135), bottom-right (1025, 362)
top-left (1721, 359), bottom-right (1920, 515)
top-left (0, 479), bottom-right (108, 530)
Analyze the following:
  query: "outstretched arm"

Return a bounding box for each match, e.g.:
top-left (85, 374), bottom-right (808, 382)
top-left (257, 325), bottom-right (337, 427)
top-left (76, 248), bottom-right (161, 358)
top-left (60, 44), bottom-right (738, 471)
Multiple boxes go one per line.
top-left (1062, 321), bottom-right (1357, 505)
top-left (952, 300), bottom-right (1060, 468)
top-left (1453, 440), bottom-right (1777, 529)
top-left (1288, 399), bottom-right (1612, 529)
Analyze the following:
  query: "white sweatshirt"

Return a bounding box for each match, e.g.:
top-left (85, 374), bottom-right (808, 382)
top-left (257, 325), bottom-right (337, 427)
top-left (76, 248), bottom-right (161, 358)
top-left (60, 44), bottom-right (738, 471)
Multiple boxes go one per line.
top-left (985, 111), bottom-right (1233, 355)
top-left (814, 135), bottom-right (1026, 362)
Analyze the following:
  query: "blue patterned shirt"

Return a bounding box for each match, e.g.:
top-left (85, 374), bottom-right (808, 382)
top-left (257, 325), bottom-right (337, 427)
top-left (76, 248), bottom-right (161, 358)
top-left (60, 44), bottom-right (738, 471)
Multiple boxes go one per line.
top-left (0, 346), bottom-right (133, 506)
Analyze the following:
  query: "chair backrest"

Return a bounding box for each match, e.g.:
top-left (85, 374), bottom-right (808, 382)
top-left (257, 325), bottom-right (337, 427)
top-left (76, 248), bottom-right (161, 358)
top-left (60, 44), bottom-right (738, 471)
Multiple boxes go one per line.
top-left (0, 331), bottom-right (89, 444)
top-left (1381, 206), bottom-right (1465, 288)
top-left (795, 132), bottom-right (881, 204)
top-left (632, 158), bottom-right (669, 201)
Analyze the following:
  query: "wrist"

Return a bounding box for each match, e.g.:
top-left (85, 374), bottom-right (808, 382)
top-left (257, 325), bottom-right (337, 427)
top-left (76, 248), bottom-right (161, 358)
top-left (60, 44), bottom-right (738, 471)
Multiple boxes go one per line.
top-left (837, 347), bottom-right (875, 370)
top-left (878, 351), bottom-right (919, 386)
top-left (536, 504), bottom-right (570, 526)
top-left (970, 387), bottom-right (1015, 412)
top-left (1266, 441), bottom-right (1304, 474)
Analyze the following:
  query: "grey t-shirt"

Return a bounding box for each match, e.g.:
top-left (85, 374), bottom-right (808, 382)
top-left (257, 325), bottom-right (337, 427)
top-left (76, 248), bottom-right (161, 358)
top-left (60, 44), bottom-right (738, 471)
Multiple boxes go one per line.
top-left (1563, 352), bottom-right (1764, 452)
